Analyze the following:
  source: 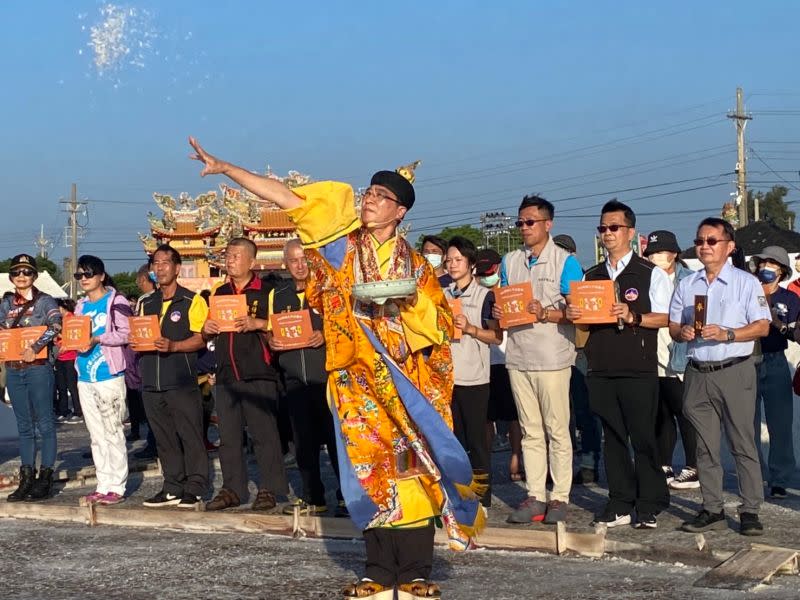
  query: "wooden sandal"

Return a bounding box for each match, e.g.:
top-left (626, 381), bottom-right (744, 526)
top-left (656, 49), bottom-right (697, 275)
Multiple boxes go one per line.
top-left (397, 580), bottom-right (442, 599)
top-left (342, 579), bottom-right (394, 599)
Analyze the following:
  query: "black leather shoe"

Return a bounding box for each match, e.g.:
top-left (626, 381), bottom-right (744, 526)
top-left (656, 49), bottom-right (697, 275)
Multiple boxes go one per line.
top-left (740, 512), bottom-right (764, 536)
top-left (681, 509), bottom-right (727, 532)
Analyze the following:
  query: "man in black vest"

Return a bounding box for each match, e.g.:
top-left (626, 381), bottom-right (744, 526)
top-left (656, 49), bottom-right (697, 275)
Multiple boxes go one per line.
top-left (566, 200), bottom-right (671, 529)
top-left (268, 239), bottom-right (345, 517)
top-left (138, 245), bottom-right (210, 508)
top-left (203, 237), bottom-right (288, 512)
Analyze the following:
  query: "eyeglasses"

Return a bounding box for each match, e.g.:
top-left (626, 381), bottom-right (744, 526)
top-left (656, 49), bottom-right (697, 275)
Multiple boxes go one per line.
top-left (693, 237), bottom-right (731, 247)
top-left (362, 187), bottom-right (400, 204)
top-left (73, 271), bottom-right (97, 280)
top-left (514, 218), bottom-right (548, 228)
top-left (597, 224), bottom-right (632, 234)
top-left (10, 269), bottom-right (35, 277)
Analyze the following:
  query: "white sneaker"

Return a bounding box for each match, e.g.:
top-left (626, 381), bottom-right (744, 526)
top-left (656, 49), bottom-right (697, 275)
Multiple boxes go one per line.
top-left (662, 465), bottom-right (675, 484)
top-left (591, 509), bottom-right (632, 528)
top-left (670, 467), bottom-right (700, 490)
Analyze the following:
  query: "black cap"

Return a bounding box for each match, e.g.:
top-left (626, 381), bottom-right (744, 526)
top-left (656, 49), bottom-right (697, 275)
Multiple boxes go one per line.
top-left (370, 171), bottom-right (415, 210)
top-left (10, 254), bottom-right (37, 272)
top-left (552, 234), bottom-right (577, 254)
top-left (643, 230), bottom-right (681, 256)
top-left (474, 248), bottom-right (502, 276)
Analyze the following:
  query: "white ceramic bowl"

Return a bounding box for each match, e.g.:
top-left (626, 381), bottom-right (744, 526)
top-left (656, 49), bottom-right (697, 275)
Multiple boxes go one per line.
top-left (351, 278), bottom-right (417, 305)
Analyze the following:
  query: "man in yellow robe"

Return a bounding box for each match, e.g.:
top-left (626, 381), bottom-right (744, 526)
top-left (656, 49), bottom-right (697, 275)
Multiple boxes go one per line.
top-left (189, 137), bottom-right (484, 600)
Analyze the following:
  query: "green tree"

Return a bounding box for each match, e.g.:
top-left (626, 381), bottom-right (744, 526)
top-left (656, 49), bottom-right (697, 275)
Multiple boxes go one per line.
top-left (111, 271), bottom-right (140, 298)
top-left (0, 255), bottom-right (63, 282)
top-left (747, 185), bottom-right (795, 229)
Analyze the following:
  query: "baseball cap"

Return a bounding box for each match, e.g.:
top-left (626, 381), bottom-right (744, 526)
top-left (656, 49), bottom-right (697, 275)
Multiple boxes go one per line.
top-left (474, 248), bottom-right (502, 276)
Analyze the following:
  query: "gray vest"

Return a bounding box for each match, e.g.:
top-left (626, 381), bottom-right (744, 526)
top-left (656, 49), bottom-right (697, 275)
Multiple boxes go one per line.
top-left (503, 237), bottom-right (576, 371)
top-left (445, 278), bottom-right (491, 386)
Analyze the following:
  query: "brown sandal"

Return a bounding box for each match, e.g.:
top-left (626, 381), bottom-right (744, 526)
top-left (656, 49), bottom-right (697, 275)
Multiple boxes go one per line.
top-left (397, 581), bottom-right (442, 599)
top-left (205, 488), bottom-right (240, 511)
top-left (342, 579), bottom-right (393, 599)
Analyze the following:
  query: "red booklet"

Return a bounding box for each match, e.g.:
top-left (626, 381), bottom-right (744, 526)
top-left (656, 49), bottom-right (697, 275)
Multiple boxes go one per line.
top-left (496, 283), bottom-right (537, 329)
top-left (61, 315), bottom-right (92, 351)
top-left (129, 315), bottom-right (160, 352)
top-left (569, 281), bottom-right (617, 325)
top-left (210, 294), bottom-right (248, 333)
top-left (270, 310), bottom-right (313, 349)
top-left (448, 298), bottom-right (463, 340)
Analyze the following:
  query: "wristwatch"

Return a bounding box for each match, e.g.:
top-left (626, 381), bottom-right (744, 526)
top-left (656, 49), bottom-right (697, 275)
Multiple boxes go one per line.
top-left (628, 311), bottom-right (642, 327)
top-left (726, 328), bottom-right (736, 342)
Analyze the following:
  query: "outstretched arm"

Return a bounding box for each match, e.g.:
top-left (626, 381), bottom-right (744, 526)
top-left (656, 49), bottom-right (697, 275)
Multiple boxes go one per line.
top-left (188, 137), bottom-right (302, 210)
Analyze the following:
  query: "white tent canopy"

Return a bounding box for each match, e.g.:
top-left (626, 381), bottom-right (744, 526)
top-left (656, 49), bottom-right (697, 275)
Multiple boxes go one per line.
top-left (0, 271), bottom-right (67, 299)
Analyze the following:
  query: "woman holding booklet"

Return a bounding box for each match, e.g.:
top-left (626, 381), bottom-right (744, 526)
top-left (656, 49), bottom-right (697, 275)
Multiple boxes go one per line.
top-left (0, 253), bottom-right (62, 502)
top-left (72, 255), bottom-right (133, 505)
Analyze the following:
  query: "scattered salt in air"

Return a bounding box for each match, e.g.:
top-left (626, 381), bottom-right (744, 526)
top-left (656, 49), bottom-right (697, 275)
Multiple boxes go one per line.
top-left (85, 3), bottom-right (158, 76)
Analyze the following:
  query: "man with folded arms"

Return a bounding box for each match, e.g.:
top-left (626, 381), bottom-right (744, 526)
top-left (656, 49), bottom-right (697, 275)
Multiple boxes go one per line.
top-left (670, 218), bottom-right (770, 536)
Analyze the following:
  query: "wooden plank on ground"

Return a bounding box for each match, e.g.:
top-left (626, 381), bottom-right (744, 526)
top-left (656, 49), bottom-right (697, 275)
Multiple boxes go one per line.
top-left (694, 546), bottom-right (800, 591)
top-left (0, 503), bottom-right (605, 558)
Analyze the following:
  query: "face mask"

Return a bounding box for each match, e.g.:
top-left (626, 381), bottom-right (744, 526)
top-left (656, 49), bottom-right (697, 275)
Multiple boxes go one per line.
top-left (149, 271), bottom-right (157, 283)
top-left (479, 274), bottom-right (500, 288)
top-left (424, 254), bottom-right (443, 269)
top-left (757, 268), bottom-right (779, 284)
top-left (649, 253), bottom-right (673, 271)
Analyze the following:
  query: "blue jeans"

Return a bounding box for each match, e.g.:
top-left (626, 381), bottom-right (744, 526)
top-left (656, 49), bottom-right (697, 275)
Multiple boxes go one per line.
top-left (755, 352), bottom-right (796, 488)
top-left (6, 364), bottom-right (57, 468)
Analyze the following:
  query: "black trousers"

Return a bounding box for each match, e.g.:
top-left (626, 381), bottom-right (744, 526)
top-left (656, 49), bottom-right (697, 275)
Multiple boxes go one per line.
top-left (656, 376), bottom-right (698, 469)
top-left (127, 386), bottom-right (147, 434)
top-left (216, 378), bottom-right (288, 500)
top-left (143, 387), bottom-right (209, 497)
top-left (452, 383), bottom-right (491, 507)
top-left (588, 375), bottom-right (669, 515)
top-left (55, 359), bottom-right (81, 417)
top-left (285, 380), bottom-right (342, 506)
top-left (364, 523), bottom-right (435, 587)
top-left (570, 365), bottom-right (601, 459)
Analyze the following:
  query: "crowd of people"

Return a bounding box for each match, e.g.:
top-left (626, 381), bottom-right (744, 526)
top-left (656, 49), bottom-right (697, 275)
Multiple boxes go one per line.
top-left (0, 137), bottom-right (797, 598)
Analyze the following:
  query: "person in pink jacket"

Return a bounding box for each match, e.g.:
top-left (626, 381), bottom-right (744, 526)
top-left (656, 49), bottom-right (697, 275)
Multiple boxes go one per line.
top-left (74, 255), bottom-right (133, 505)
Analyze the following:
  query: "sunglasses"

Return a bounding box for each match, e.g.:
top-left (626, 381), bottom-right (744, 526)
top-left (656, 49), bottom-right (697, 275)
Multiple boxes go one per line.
top-left (597, 224), bottom-right (632, 234)
top-left (73, 271), bottom-right (97, 280)
top-left (10, 269), bottom-right (35, 277)
top-left (514, 218), bottom-right (548, 228)
top-left (693, 237), bottom-right (731, 247)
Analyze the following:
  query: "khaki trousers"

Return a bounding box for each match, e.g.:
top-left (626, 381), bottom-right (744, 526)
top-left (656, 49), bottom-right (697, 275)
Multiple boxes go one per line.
top-left (508, 367), bottom-right (573, 502)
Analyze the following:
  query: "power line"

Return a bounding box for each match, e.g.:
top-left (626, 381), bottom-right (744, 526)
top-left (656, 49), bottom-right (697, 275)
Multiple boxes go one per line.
top-left (749, 147), bottom-right (800, 194)
top-left (411, 175), bottom-right (733, 224)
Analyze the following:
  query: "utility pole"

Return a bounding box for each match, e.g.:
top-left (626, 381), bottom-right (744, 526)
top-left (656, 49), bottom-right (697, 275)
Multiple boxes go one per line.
top-left (33, 224), bottom-right (52, 259)
top-left (727, 87), bottom-right (752, 228)
top-left (61, 184), bottom-right (87, 299)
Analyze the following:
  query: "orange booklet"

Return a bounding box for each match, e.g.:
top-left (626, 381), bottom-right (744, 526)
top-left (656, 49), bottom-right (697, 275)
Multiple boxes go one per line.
top-left (448, 298), bottom-right (463, 340)
top-left (0, 327), bottom-right (48, 361)
top-left (61, 315), bottom-right (92, 351)
top-left (270, 310), bottom-right (313, 349)
top-left (496, 283), bottom-right (537, 329)
top-left (210, 294), bottom-right (248, 332)
top-left (0, 329), bottom-right (17, 361)
top-left (569, 280), bottom-right (617, 324)
top-left (129, 315), bottom-right (160, 351)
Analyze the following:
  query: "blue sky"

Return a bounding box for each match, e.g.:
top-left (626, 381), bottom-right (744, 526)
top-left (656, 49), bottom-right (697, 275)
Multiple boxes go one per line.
top-left (2, 1), bottom-right (800, 273)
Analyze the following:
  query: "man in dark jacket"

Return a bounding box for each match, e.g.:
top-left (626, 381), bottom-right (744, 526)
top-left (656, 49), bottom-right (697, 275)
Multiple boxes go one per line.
top-left (203, 237), bottom-right (288, 511)
top-left (137, 245), bottom-right (209, 509)
top-left (268, 239), bottom-right (345, 516)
